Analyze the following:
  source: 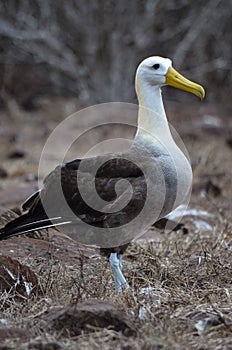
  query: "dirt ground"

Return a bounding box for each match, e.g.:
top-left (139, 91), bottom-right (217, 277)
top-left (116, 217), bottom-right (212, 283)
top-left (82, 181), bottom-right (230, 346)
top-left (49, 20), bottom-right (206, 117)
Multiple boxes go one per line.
top-left (0, 99), bottom-right (231, 350)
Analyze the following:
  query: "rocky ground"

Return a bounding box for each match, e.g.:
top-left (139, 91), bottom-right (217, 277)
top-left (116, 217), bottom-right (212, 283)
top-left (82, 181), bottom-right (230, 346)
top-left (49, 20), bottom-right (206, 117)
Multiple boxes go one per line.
top-left (0, 99), bottom-right (231, 349)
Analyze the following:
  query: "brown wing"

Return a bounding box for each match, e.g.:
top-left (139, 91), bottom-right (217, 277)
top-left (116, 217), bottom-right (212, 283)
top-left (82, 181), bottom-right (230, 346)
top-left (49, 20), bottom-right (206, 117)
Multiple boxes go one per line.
top-left (0, 152), bottom-right (148, 242)
top-left (41, 153), bottom-right (147, 225)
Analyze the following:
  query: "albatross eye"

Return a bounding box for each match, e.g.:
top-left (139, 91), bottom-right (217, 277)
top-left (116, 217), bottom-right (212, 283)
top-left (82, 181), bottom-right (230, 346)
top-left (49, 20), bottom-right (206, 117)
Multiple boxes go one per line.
top-left (152, 64), bottom-right (160, 70)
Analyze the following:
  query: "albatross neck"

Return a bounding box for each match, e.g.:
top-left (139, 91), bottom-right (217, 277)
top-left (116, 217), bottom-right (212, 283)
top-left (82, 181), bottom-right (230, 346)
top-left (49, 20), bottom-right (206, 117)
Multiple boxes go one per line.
top-left (135, 82), bottom-right (172, 142)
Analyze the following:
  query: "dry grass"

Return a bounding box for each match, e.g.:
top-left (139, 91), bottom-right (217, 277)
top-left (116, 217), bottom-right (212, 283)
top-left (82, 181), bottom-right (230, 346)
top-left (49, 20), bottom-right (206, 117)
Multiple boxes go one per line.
top-left (0, 218), bottom-right (231, 350)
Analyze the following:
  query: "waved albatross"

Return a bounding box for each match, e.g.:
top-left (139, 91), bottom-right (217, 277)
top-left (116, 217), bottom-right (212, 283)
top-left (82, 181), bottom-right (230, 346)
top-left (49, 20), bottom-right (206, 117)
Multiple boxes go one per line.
top-left (0, 57), bottom-right (205, 291)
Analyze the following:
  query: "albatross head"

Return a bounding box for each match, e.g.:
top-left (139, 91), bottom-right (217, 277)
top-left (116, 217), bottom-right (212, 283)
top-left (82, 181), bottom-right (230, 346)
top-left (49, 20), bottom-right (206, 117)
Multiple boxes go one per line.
top-left (136, 56), bottom-right (205, 100)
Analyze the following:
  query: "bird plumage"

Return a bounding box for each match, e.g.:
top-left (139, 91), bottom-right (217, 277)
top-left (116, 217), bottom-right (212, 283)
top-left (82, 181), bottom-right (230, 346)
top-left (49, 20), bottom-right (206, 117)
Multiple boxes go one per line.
top-left (0, 56), bottom-right (205, 290)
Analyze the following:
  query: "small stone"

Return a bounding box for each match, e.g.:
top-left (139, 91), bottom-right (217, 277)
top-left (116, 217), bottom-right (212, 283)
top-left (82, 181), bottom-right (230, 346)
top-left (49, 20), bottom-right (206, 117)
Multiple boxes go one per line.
top-left (25, 173), bottom-right (38, 182)
top-left (205, 180), bottom-right (221, 197)
top-left (226, 136), bottom-right (232, 149)
top-left (8, 150), bottom-right (25, 159)
top-left (0, 166), bottom-right (8, 178)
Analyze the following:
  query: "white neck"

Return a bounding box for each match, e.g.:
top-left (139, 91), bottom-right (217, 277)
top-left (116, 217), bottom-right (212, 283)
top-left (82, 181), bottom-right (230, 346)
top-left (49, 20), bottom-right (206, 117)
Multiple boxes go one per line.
top-left (135, 79), bottom-right (172, 143)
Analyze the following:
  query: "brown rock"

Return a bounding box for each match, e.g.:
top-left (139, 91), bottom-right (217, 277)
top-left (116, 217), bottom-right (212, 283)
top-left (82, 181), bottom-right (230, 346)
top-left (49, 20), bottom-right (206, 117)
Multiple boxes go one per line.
top-left (0, 255), bottom-right (42, 300)
top-left (7, 150), bottom-right (25, 159)
top-left (27, 341), bottom-right (63, 350)
top-left (0, 233), bottom-right (96, 265)
top-left (193, 179), bottom-right (221, 197)
top-left (0, 166), bottom-right (8, 178)
top-left (0, 326), bottom-right (31, 344)
top-left (204, 180), bottom-right (221, 197)
top-left (226, 136), bottom-right (232, 149)
top-left (38, 300), bottom-right (136, 337)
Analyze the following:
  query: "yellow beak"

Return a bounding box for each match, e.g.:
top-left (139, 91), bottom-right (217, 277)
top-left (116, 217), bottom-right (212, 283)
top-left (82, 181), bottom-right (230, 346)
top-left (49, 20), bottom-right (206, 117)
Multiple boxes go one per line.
top-left (166, 67), bottom-right (205, 100)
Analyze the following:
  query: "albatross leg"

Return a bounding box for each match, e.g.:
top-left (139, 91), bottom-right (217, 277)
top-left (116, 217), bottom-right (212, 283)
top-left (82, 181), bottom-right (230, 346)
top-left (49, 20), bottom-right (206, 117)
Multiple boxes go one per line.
top-left (109, 253), bottom-right (129, 291)
top-left (117, 254), bottom-right (123, 270)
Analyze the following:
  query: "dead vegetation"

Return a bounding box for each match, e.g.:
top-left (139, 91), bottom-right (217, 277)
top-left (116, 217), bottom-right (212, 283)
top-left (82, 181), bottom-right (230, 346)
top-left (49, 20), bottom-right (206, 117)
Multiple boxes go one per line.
top-left (0, 213), bottom-right (231, 349)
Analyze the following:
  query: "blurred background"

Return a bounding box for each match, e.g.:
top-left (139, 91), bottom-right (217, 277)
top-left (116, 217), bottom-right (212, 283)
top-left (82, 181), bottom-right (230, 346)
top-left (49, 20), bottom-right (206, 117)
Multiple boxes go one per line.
top-left (0, 0), bottom-right (231, 114)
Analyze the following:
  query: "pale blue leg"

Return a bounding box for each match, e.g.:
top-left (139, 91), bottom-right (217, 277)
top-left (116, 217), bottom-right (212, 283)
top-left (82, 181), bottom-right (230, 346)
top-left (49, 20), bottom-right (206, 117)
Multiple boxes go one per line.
top-left (109, 253), bottom-right (129, 291)
top-left (117, 254), bottom-right (123, 270)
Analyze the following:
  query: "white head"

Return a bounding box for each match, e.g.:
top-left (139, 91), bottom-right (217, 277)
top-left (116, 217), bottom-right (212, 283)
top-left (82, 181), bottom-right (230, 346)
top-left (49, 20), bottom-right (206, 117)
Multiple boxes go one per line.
top-left (136, 56), bottom-right (172, 87)
top-left (135, 56), bottom-right (205, 100)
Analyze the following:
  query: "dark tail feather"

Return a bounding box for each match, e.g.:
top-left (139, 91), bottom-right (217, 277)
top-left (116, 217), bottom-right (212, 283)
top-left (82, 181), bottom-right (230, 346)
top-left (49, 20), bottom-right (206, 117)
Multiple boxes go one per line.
top-left (0, 213), bottom-right (60, 241)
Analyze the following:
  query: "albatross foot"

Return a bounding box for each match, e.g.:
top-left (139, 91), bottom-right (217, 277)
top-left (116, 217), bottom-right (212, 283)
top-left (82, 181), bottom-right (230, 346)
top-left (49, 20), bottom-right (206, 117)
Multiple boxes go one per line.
top-left (109, 252), bottom-right (129, 291)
